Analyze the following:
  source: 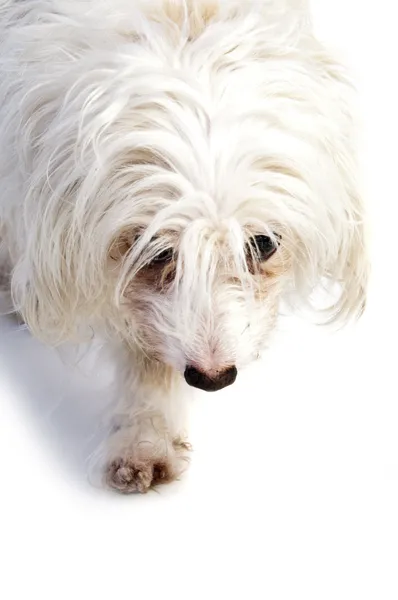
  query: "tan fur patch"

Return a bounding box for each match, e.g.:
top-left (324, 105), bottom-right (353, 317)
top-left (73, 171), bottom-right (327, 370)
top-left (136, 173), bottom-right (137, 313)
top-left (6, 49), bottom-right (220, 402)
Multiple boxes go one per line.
top-left (160, 0), bottom-right (219, 40)
top-left (254, 246), bottom-right (292, 302)
top-left (135, 257), bottom-right (177, 292)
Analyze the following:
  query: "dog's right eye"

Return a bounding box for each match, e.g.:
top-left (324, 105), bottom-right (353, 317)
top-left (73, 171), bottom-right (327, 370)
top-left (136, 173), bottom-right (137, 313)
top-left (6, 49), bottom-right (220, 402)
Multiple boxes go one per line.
top-left (149, 248), bottom-right (174, 265)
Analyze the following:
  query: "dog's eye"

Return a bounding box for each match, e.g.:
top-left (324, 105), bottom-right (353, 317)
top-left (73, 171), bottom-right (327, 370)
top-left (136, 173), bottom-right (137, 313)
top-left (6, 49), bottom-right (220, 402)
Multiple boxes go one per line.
top-left (248, 234), bottom-right (280, 262)
top-left (150, 248), bottom-right (174, 265)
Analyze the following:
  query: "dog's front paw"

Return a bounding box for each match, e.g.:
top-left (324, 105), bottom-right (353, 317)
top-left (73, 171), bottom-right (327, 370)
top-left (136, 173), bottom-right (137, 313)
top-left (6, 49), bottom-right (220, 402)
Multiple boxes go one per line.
top-left (106, 456), bottom-right (174, 493)
top-left (105, 435), bottom-right (191, 494)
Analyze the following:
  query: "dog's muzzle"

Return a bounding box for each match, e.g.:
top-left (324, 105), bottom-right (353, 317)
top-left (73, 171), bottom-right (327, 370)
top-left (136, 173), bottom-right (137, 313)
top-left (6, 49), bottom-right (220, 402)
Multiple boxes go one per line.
top-left (184, 365), bottom-right (237, 392)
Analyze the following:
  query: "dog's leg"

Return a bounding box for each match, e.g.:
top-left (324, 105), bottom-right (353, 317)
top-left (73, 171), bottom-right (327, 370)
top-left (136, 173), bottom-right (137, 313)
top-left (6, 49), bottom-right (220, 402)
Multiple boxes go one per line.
top-left (103, 350), bottom-right (191, 494)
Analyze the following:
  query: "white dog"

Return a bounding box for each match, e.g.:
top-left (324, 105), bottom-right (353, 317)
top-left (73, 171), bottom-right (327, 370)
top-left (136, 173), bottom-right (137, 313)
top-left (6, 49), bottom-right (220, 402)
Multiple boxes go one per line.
top-left (0, 0), bottom-right (368, 493)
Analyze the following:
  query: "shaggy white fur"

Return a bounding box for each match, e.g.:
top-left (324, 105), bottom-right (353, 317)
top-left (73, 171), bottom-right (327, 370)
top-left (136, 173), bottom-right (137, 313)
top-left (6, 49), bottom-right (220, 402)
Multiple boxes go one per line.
top-left (0, 0), bottom-right (368, 492)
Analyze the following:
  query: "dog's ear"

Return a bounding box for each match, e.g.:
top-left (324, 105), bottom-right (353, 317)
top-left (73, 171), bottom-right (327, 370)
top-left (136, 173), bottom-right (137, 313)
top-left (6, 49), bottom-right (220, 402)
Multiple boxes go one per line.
top-left (328, 212), bottom-right (369, 324)
top-left (10, 177), bottom-right (110, 344)
top-left (302, 45), bottom-right (369, 326)
top-left (313, 184), bottom-right (369, 326)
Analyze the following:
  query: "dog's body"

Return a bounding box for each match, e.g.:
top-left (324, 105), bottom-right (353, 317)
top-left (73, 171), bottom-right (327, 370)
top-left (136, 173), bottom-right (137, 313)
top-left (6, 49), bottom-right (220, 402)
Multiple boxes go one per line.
top-left (0, 0), bottom-right (368, 492)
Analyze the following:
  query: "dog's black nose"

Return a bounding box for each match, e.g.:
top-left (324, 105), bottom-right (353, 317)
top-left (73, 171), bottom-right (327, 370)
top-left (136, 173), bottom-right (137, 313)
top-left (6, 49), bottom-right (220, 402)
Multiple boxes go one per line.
top-left (184, 365), bottom-right (237, 392)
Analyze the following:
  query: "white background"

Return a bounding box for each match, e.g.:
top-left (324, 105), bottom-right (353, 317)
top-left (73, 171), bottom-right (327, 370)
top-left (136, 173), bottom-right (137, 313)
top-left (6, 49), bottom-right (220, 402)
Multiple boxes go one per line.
top-left (1, 1), bottom-right (397, 598)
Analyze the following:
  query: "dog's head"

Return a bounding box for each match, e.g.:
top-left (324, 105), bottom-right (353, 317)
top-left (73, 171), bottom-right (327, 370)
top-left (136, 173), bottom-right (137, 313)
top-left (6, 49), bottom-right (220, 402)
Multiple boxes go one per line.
top-left (109, 213), bottom-right (288, 391)
top-left (14, 5), bottom-right (368, 391)
top-left (102, 142), bottom-right (366, 392)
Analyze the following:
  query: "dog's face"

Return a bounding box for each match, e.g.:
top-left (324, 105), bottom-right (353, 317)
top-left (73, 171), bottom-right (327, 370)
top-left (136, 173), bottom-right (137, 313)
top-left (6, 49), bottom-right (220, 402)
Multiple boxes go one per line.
top-left (114, 222), bottom-right (290, 390)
